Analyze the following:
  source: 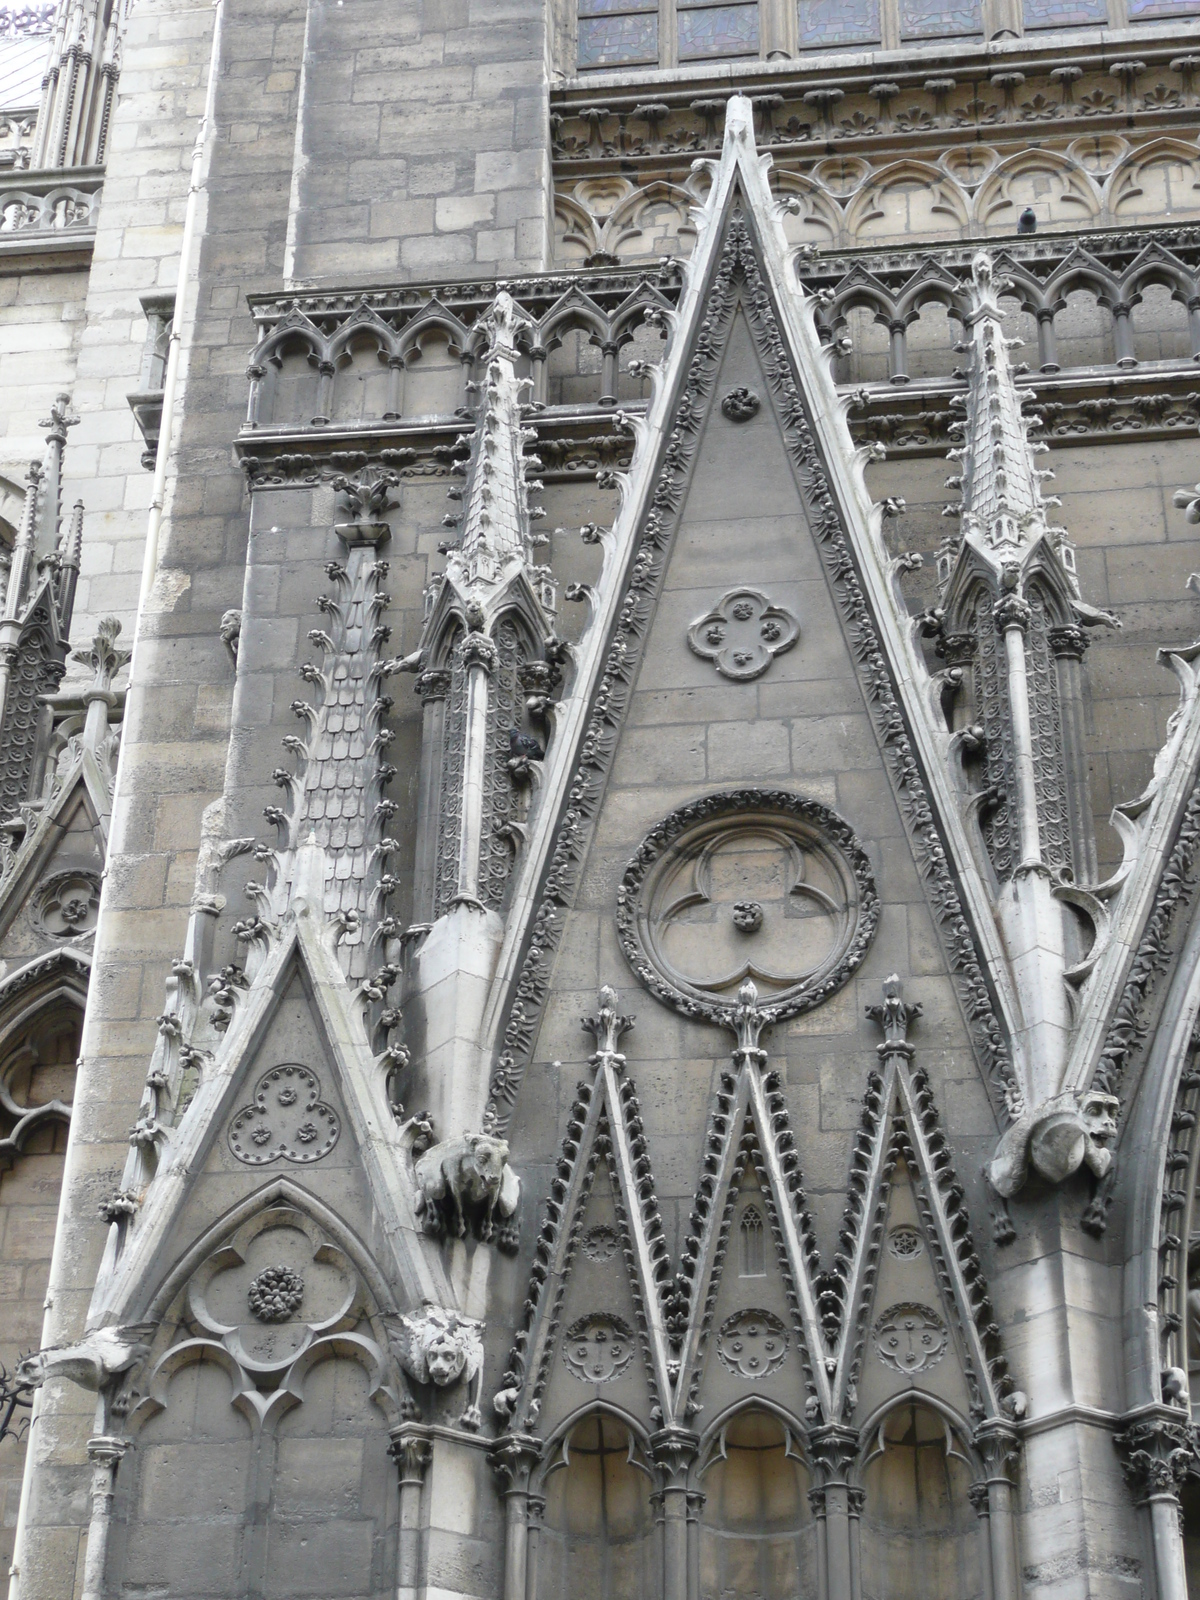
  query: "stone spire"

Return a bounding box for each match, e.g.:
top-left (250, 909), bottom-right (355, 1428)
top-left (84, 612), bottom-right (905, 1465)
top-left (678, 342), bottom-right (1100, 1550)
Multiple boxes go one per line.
top-left (941, 252), bottom-right (1068, 588)
top-left (446, 290), bottom-right (543, 597)
top-left (255, 478), bottom-right (399, 980)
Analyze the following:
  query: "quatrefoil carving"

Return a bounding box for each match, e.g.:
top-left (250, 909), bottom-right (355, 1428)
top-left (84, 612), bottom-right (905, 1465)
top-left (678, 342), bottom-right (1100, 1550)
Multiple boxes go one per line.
top-left (687, 588), bottom-right (799, 682)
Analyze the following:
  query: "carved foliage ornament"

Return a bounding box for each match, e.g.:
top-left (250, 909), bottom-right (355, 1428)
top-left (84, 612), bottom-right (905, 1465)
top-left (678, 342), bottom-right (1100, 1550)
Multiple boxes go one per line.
top-left (716, 1309), bottom-right (789, 1379)
top-left (720, 386), bottom-right (760, 422)
top-left (687, 587), bottom-right (799, 682)
top-left (247, 1265), bottom-right (304, 1323)
top-left (563, 1313), bottom-right (635, 1383)
top-left (618, 790), bottom-right (877, 1023)
top-left (227, 1065), bottom-right (340, 1166)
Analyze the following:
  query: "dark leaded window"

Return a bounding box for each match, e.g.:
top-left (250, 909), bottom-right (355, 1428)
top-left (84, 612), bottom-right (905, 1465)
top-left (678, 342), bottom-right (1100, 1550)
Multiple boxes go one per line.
top-left (1021, 0), bottom-right (1105, 24)
top-left (578, 0), bottom-right (659, 69)
top-left (898, 0), bottom-right (980, 33)
top-left (797, 0), bottom-right (880, 47)
top-left (679, 0), bottom-right (760, 57)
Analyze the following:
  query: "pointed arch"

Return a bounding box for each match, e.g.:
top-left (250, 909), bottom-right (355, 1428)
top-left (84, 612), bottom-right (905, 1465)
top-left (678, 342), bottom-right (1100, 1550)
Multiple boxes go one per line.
top-left (973, 147), bottom-right (1101, 233)
top-left (142, 1175), bottom-right (402, 1325)
top-left (1105, 137), bottom-right (1200, 221)
top-left (0, 946), bottom-right (86, 1168)
top-left (843, 161), bottom-right (970, 245)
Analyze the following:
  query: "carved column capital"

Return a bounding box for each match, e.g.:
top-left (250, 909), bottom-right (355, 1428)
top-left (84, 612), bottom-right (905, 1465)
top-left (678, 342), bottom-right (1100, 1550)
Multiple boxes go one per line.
top-left (461, 633), bottom-right (498, 674)
top-left (939, 631), bottom-right (978, 666)
top-left (415, 667), bottom-right (452, 700)
top-left (1048, 624), bottom-right (1089, 660)
top-left (490, 1432), bottom-right (542, 1495)
top-left (810, 1423), bottom-right (859, 1484)
top-left (994, 593), bottom-right (1032, 634)
top-left (968, 1480), bottom-right (991, 1516)
top-left (973, 1419), bottom-right (1022, 1483)
top-left (649, 1426), bottom-right (700, 1489)
top-left (1115, 1411), bottom-right (1197, 1504)
top-left (86, 1434), bottom-right (128, 1471)
top-left (807, 1484), bottom-right (828, 1517)
top-left (389, 1425), bottom-right (433, 1487)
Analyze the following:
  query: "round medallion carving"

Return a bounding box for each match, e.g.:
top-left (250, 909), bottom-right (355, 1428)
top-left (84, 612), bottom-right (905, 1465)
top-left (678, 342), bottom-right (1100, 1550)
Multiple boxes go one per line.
top-left (583, 1224), bottom-right (619, 1261)
top-left (716, 1309), bottom-right (789, 1379)
top-left (31, 869), bottom-right (100, 937)
top-left (886, 1225), bottom-right (923, 1260)
top-left (563, 1314), bottom-right (635, 1383)
top-left (618, 791), bottom-right (878, 1023)
top-left (873, 1302), bottom-right (947, 1373)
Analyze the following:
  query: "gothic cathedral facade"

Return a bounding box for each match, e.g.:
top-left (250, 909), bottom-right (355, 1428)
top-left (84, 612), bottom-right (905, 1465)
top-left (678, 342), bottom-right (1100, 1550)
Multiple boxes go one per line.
top-left (0, 0), bottom-right (1198, 1596)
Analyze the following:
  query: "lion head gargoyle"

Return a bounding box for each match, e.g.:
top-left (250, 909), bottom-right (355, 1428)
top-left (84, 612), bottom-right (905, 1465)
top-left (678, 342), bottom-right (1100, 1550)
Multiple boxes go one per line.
top-left (988, 1089), bottom-right (1118, 1199)
top-left (392, 1305), bottom-right (485, 1431)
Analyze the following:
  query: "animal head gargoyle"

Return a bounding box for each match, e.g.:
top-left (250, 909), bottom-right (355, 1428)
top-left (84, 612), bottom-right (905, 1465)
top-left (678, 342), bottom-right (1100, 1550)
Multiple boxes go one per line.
top-left (17, 1324), bottom-right (154, 1394)
top-left (987, 1089), bottom-right (1118, 1199)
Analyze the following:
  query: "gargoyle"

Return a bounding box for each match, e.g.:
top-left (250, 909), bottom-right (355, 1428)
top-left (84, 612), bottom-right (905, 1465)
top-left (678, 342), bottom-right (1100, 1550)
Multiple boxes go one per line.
top-left (17, 1323), bottom-right (154, 1393)
top-left (392, 1305), bottom-right (485, 1430)
top-left (987, 1089), bottom-right (1118, 1199)
top-left (413, 1131), bottom-right (520, 1251)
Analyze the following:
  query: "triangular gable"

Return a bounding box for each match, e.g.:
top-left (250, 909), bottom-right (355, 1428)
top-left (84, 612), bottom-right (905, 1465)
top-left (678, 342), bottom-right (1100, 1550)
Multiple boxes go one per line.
top-left (481, 97), bottom-right (1021, 1149)
top-left (494, 988), bottom-right (672, 1433)
top-left (88, 899), bottom-right (453, 1329)
top-left (834, 979), bottom-right (1015, 1426)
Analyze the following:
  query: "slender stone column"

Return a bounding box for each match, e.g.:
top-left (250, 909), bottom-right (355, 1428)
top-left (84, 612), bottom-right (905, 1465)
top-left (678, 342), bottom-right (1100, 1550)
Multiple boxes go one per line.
top-left (1115, 1411), bottom-right (1194, 1600)
top-left (808, 1486), bottom-right (830, 1600)
top-left (811, 1426), bottom-right (858, 1600)
top-left (650, 1428), bottom-right (699, 1600)
top-left (968, 1482), bottom-right (995, 1600)
top-left (1110, 300), bottom-right (1138, 368)
top-left (846, 1486), bottom-right (863, 1600)
top-left (1048, 623), bottom-right (1095, 883)
top-left (995, 593), bottom-right (1039, 873)
top-left (80, 1435), bottom-right (127, 1600)
top-left (455, 632), bottom-right (498, 906)
top-left (525, 1494), bottom-right (545, 1600)
top-left (413, 667), bottom-right (451, 918)
top-left (685, 1488), bottom-right (704, 1600)
top-left (973, 1421), bottom-right (1021, 1600)
top-left (389, 1427), bottom-right (432, 1600)
top-left (887, 319), bottom-right (910, 384)
top-left (1035, 307), bottom-right (1060, 372)
top-left (491, 1434), bottom-right (542, 1600)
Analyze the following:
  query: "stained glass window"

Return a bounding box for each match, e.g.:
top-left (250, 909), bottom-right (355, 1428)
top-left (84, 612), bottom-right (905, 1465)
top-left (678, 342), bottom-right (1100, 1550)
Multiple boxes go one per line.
top-left (797, 0), bottom-right (880, 45)
top-left (1129, 0), bottom-right (1200, 19)
top-left (1022, 0), bottom-right (1105, 23)
top-left (578, 0), bottom-right (658, 68)
top-left (677, 0), bottom-right (760, 57)
top-left (899, 0), bottom-right (980, 34)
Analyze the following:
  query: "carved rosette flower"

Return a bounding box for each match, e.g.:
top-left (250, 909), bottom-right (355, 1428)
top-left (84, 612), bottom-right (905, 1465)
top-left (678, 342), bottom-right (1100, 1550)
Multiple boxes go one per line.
top-left (246, 1265), bottom-right (304, 1323)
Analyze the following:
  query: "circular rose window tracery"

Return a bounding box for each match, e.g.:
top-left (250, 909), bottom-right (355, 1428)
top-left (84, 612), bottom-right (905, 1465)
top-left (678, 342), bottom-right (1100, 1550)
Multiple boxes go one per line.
top-left (617, 790), bottom-right (878, 1024)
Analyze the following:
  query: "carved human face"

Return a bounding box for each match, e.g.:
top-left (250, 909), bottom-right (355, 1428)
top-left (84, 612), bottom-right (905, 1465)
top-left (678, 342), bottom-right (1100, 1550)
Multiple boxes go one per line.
top-left (425, 1333), bottom-right (466, 1386)
top-left (1080, 1093), bottom-right (1118, 1145)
